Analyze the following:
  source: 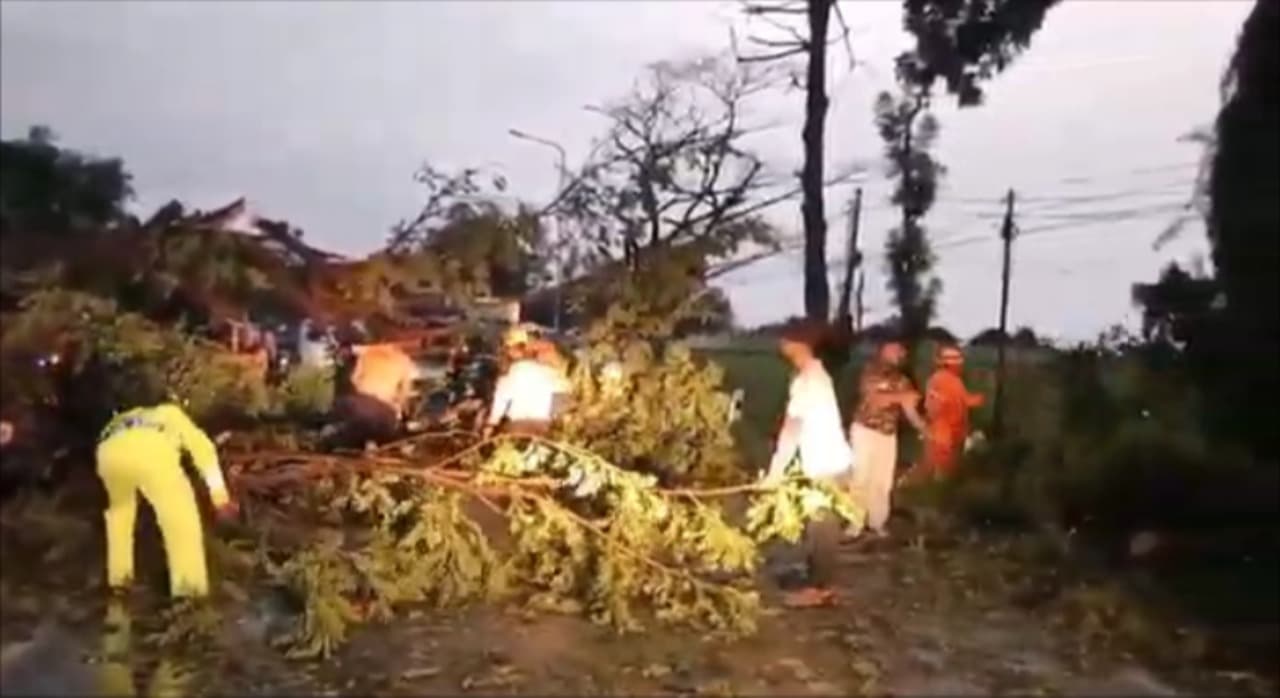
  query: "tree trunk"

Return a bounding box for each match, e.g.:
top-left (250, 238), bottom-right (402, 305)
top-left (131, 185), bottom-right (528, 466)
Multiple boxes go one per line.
top-left (801, 0), bottom-right (833, 322)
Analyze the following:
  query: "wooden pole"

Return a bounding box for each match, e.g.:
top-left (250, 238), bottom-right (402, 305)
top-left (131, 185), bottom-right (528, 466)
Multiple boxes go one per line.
top-left (836, 187), bottom-right (864, 322)
top-left (854, 270), bottom-right (865, 333)
top-left (993, 188), bottom-right (1016, 438)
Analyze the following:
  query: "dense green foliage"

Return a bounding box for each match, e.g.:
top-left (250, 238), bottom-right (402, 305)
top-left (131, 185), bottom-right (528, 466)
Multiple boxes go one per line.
top-left (275, 365), bottom-right (336, 421)
top-left (235, 435), bottom-right (860, 659)
top-left (557, 341), bottom-right (741, 486)
top-left (1202, 0), bottom-right (1279, 460)
top-left (0, 290), bottom-right (270, 425)
top-left (1131, 0), bottom-right (1279, 462)
top-left (0, 126), bottom-right (134, 235)
top-left (874, 89), bottom-right (944, 351)
top-left (897, 0), bottom-right (1063, 107)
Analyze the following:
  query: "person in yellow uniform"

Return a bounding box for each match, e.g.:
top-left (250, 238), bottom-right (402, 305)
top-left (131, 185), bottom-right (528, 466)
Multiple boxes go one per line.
top-left (95, 403), bottom-right (237, 598)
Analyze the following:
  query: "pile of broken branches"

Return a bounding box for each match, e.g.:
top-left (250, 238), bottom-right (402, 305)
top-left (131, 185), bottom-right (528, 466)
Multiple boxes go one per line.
top-left (217, 430), bottom-right (862, 659)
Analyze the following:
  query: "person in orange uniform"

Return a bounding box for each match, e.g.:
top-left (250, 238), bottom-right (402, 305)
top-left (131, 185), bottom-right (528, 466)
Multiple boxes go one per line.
top-left (333, 342), bottom-right (419, 445)
top-left (921, 343), bottom-right (984, 477)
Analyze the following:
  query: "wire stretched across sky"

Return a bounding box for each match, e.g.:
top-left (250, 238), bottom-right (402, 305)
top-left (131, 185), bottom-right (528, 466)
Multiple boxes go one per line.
top-left (718, 195), bottom-right (1194, 288)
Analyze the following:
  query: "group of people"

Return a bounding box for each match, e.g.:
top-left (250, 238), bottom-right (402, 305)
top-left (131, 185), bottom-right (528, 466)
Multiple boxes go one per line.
top-left (2, 324), bottom-right (570, 603)
top-left (329, 323), bottom-right (571, 446)
top-left (764, 318), bottom-right (984, 607)
top-left (2, 317), bottom-right (977, 608)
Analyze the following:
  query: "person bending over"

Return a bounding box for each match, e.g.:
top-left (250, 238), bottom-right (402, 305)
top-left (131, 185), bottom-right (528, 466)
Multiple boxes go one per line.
top-left (95, 403), bottom-right (237, 598)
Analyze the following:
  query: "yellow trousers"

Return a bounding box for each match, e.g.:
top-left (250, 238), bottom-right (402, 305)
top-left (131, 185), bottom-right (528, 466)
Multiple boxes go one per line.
top-left (96, 429), bottom-right (209, 598)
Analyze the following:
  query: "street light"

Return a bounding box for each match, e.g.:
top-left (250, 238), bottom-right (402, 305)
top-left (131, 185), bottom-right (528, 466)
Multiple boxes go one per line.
top-left (508, 128), bottom-right (567, 333)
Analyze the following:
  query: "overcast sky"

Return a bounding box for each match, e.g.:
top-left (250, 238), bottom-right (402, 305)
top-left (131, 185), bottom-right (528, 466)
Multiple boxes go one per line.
top-left (0, 0), bottom-right (1251, 341)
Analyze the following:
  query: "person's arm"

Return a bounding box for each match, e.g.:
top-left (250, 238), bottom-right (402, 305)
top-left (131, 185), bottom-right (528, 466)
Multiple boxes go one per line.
top-left (394, 357), bottom-right (419, 412)
top-left (487, 373), bottom-right (514, 427)
top-left (899, 393), bottom-right (928, 433)
top-left (551, 367), bottom-right (572, 395)
top-left (766, 418), bottom-right (801, 483)
top-left (765, 377), bottom-right (805, 483)
top-left (965, 388), bottom-right (985, 407)
top-left (155, 405), bottom-right (231, 510)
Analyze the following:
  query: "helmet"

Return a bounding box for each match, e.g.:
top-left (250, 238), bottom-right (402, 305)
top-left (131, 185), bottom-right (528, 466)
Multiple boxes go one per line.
top-left (503, 326), bottom-right (531, 348)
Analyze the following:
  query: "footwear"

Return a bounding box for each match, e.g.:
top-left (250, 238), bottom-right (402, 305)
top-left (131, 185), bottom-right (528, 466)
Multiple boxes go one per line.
top-left (782, 587), bottom-right (837, 608)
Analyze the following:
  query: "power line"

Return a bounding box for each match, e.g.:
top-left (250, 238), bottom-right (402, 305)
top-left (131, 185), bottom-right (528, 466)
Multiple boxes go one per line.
top-left (950, 182), bottom-right (1192, 219)
top-left (720, 200), bottom-right (1188, 288)
top-left (930, 200), bottom-right (1188, 251)
top-left (943, 160), bottom-right (1198, 204)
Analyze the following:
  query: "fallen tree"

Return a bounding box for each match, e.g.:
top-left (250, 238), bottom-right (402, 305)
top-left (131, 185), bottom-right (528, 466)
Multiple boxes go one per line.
top-left (2, 284), bottom-right (860, 664)
top-left (224, 433), bottom-right (860, 659)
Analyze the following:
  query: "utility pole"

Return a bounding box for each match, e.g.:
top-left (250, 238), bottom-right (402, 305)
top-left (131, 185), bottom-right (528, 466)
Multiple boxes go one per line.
top-left (993, 188), bottom-right (1016, 438)
top-left (835, 187), bottom-right (863, 323)
top-left (854, 270), bottom-right (865, 332)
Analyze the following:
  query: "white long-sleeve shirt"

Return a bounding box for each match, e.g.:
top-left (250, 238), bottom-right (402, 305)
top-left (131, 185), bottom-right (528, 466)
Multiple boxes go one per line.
top-left (767, 359), bottom-right (853, 480)
top-left (487, 359), bottom-right (571, 425)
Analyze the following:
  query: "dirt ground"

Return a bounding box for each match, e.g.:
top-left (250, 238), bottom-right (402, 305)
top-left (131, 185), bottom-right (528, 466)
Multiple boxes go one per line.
top-left (3, 498), bottom-right (1275, 698)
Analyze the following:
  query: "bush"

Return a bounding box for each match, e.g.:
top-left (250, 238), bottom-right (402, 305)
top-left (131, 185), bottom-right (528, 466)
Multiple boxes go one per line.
top-left (1, 289), bottom-right (270, 427)
top-left (935, 337), bottom-right (1274, 537)
top-left (274, 365), bottom-right (335, 421)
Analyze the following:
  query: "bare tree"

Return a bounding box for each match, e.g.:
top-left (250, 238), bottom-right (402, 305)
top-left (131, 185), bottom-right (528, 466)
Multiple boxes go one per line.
top-left (735, 0), bottom-right (857, 322)
top-left (386, 165), bottom-right (510, 252)
top-left (558, 55), bottom-right (786, 274)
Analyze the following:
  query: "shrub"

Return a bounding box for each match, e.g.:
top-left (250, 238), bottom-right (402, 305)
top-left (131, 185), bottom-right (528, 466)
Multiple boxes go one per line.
top-left (930, 338), bottom-right (1239, 536)
top-left (274, 364), bottom-right (335, 421)
top-left (1, 289), bottom-right (270, 427)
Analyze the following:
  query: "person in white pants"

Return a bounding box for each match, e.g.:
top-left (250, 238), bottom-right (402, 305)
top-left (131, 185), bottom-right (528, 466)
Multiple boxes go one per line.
top-left (847, 340), bottom-right (926, 538)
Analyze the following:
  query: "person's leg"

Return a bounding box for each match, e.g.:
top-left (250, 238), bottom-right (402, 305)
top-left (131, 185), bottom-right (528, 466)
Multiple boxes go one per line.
top-left (95, 439), bottom-right (141, 590)
top-left (804, 511), bottom-right (841, 587)
top-left (136, 447), bottom-right (208, 599)
top-left (931, 431), bottom-right (960, 477)
top-left (865, 430), bottom-right (897, 535)
top-left (329, 394), bottom-right (399, 446)
top-left (846, 425), bottom-right (874, 536)
top-left (368, 397), bottom-right (401, 442)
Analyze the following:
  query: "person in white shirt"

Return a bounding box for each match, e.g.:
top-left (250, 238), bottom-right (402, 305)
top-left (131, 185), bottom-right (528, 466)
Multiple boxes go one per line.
top-left (486, 340), bottom-right (571, 437)
top-left (763, 318), bottom-right (853, 607)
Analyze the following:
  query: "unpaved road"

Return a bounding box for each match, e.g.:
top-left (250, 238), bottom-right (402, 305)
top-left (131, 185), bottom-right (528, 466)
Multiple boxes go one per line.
top-left (4, 521), bottom-right (1273, 697)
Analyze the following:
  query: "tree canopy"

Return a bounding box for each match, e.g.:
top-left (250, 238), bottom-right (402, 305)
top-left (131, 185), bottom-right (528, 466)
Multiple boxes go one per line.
top-left (0, 126), bottom-right (134, 236)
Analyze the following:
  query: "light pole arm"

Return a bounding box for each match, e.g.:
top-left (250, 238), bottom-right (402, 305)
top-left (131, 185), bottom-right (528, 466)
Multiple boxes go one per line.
top-left (508, 129), bottom-right (567, 186)
top-left (508, 128), bottom-right (569, 333)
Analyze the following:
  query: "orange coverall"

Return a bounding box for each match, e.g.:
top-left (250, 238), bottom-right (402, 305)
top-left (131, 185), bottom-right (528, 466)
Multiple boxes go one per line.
top-left (922, 369), bottom-right (984, 476)
top-left (350, 343), bottom-right (418, 417)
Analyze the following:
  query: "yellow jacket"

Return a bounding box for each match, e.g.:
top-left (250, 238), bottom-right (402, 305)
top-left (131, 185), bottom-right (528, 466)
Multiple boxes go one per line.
top-left (99, 404), bottom-right (228, 507)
